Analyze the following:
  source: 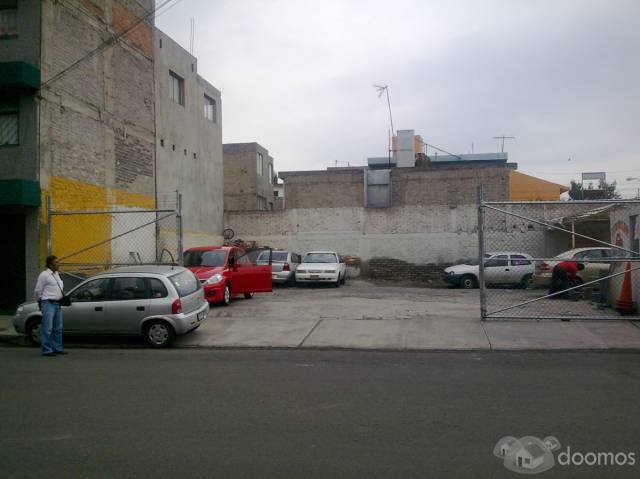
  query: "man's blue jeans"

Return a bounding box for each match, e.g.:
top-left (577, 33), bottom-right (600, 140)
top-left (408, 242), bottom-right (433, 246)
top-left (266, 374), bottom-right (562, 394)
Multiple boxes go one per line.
top-left (41, 301), bottom-right (63, 354)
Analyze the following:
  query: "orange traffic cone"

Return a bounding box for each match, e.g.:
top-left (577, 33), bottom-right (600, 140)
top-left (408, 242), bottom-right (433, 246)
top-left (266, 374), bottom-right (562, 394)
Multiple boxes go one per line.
top-left (615, 261), bottom-right (637, 315)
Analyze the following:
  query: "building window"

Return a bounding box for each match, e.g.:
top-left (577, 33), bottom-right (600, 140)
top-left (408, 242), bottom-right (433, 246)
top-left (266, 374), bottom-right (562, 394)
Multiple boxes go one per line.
top-left (204, 95), bottom-right (216, 122)
top-left (274, 190), bottom-right (279, 197)
top-left (0, 1), bottom-right (18, 39)
top-left (169, 71), bottom-right (184, 106)
top-left (268, 163), bottom-right (273, 184)
top-left (257, 196), bottom-right (267, 210)
top-left (257, 152), bottom-right (263, 176)
top-left (0, 98), bottom-right (19, 146)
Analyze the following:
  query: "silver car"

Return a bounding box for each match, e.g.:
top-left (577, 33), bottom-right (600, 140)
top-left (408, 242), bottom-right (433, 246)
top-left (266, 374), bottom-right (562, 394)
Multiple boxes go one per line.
top-left (256, 250), bottom-right (302, 285)
top-left (12, 266), bottom-right (209, 348)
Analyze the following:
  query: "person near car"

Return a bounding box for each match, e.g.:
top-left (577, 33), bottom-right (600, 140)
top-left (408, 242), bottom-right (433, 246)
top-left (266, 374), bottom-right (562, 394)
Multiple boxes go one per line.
top-left (549, 261), bottom-right (585, 299)
top-left (34, 255), bottom-right (68, 357)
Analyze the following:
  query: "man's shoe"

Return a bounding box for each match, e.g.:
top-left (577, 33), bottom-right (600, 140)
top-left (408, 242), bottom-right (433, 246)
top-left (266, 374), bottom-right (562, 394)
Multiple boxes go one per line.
top-left (54, 351), bottom-right (68, 355)
top-left (42, 352), bottom-right (56, 357)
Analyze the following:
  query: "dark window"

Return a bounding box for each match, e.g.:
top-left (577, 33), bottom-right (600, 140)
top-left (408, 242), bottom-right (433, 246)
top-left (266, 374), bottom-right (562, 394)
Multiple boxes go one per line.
top-left (485, 255), bottom-right (508, 267)
top-left (169, 270), bottom-right (200, 297)
top-left (148, 278), bottom-right (168, 298)
top-left (184, 250), bottom-right (227, 267)
top-left (193, 152), bottom-right (196, 159)
top-left (510, 254), bottom-right (531, 266)
top-left (204, 95), bottom-right (216, 122)
top-left (71, 278), bottom-right (110, 302)
top-left (160, 139), bottom-right (164, 147)
top-left (169, 71), bottom-right (185, 106)
top-left (110, 277), bottom-right (148, 300)
top-left (0, 1), bottom-right (18, 39)
top-left (0, 98), bottom-right (18, 146)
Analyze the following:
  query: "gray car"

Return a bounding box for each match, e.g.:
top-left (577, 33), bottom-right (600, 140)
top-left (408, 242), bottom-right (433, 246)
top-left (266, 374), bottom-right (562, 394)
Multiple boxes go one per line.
top-left (13, 266), bottom-right (209, 348)
top-left (256, 250), bottom-right (301, 285)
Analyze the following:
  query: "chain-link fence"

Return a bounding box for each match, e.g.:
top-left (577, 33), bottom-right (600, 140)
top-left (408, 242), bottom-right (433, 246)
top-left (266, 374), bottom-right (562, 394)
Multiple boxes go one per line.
top-left (478, 193), bottom-right (640, 320)
top-left (46, 193), bottom-right (183, 286)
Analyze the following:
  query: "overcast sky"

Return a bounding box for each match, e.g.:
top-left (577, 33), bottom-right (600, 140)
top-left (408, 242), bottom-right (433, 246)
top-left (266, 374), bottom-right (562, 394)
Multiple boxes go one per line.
top-left (157, 0), bottom-right (640, 197)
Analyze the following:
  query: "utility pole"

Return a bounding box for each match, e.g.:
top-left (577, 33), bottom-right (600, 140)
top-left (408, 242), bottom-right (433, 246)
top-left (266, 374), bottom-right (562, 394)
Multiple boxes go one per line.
top-left (492, 135), bottom-right (515, 153)
top-left (374, 85), bottom-right (395, 163)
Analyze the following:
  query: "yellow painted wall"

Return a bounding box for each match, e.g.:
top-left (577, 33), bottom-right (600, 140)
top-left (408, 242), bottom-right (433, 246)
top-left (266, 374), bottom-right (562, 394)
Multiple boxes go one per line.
top-left (509, 171), bottom-right (569, 201)
top-left (40, 177), bottom-right (154, 267)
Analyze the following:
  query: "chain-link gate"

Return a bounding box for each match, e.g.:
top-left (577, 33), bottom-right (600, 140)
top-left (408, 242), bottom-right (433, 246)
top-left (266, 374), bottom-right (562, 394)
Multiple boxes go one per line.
top-left (478, 190), bottom-right (640, 320)
top-left (46, 192), bottom-right (184, 286)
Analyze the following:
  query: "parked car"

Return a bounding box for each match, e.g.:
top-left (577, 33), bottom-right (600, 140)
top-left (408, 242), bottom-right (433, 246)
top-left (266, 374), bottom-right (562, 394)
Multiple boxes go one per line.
top-left (256, 250), bottom-right (302, 285)
top-left (183, 246), bottom-right (272, 305)
top-left (295, 251), bottom-right (347, 287)
top-left (13, 266), bottom-right (208, 348)
top-left (443, 252), bottom-right (535, 289)
top-left (533, 247), bottom-right (612, 287)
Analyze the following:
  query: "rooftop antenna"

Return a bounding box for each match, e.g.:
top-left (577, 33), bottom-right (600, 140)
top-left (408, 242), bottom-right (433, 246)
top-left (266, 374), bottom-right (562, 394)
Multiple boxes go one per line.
top-left (492, 135), bottom-right (515, 153)
top-left (189, 17), bottom-right (195, 55)
top-left (374, 84), bottom-right (394, 134)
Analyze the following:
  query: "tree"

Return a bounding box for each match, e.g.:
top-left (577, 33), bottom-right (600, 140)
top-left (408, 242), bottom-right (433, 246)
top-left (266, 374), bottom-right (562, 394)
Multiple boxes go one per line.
top-left (567, 179), bottom-right (620, 200)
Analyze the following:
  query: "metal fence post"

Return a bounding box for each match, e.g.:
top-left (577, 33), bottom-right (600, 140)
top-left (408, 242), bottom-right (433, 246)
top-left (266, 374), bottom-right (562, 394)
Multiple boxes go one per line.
top-left (46, 195), bottom-right (52, 258)
top-left (176, 191), bottom-right (184, 265)
top-left (477, 186), bottom-right (487, 320)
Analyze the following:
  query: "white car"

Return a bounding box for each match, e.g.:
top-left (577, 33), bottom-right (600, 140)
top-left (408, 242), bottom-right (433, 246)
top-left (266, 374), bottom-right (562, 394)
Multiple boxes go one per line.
top-left (295, 251), bottom-right (347, 287)
top-left (443, 252), bottom-right (535, 289)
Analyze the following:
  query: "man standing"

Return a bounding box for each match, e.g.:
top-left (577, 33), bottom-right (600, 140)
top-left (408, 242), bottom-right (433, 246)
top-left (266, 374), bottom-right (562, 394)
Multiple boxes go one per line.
top-left (34, 255), bottom-right (68, 356)
top-left (549, 261), bottom-right (585, 299)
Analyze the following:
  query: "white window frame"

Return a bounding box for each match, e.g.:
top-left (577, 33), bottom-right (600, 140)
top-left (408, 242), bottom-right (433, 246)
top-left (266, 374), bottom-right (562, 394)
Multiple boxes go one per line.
top-left (204, 95), bottom-right (216, 122)
top-left (257, 152), bottom-right (263, 176)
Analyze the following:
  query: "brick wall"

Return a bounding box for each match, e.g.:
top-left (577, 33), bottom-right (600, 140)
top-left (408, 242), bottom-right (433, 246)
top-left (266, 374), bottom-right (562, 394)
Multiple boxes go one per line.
top-left (362, 258), bottom-right (454, 286)
top-left (282, 169), bottom-right (365, 209)
top-left (223, 143), bottom-right (275, 211)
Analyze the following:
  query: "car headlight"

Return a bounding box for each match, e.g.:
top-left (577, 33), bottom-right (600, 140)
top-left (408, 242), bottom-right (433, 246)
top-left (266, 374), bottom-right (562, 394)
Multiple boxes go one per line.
top-left (16, 305), bottom-right (24, 314)
top-left (204, 273), bottom-right (223, 285)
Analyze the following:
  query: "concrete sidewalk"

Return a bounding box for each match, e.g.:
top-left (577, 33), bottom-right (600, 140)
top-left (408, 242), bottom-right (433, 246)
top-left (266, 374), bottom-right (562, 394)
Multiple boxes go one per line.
top-left (3, 313), bottom-right (640, 351)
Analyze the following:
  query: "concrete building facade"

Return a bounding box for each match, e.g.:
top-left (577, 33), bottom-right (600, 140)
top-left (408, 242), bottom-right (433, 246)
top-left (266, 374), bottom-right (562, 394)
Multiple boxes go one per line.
top-left (154, 30), bottom-right (223, 247)
top-left (1, 0), bottom-right (157, 308)
top-left (223, 142), bottom-right (276, 211)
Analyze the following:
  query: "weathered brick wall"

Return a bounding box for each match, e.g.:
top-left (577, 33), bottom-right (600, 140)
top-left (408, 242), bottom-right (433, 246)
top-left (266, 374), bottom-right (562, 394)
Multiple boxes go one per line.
top-left (39, 0), bottom-right (155, 198)
top-left (280, 164), bottom-right (512, 209)
top-left (282, 169), bottom-right (365, 209)
top-left (362, 258), bottom-right (454, 286)
top-left (391, 164), bottom-right (513, 205)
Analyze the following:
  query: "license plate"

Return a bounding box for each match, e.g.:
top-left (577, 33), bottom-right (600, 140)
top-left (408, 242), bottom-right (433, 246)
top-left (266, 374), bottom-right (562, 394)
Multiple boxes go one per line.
top-left (197, 311), bottom-right (205, 321)
top-left (310, 275), bottom-right (319, 279)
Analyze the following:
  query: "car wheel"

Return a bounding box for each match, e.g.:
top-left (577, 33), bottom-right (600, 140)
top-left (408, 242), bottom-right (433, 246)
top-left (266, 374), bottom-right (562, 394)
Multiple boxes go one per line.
top-left (244, 292), bottom-right (254, 299)
top-left (340, 274), bottom-right (346, 285)
top-left (222, 284), bottom-right (231, 306)
top-left (144, 320), bottom-right (175, 348)
top-left (520, 274), bottom-right (533, 289)
top-left (334, 277), bottom-right (341, 288)
top-left (460, 275), bottom-right (477, 289)
top-left (26, 317), bottom-right (42, 346)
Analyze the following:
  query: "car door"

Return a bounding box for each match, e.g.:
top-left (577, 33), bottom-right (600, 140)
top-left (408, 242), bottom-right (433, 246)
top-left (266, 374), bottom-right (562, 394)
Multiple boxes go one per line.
top-left (484, 254), bottom-right (510, 284)
top-left (509, 254), bottom-right (533, 284)
top-left (64, 278), bottom-right (110, 333)
top-left (105, 276), bottom-right (151, 333)
top-left (582, 249), bottom-right (610, 283)
top-left (236, 249), bottom-right (272, 293)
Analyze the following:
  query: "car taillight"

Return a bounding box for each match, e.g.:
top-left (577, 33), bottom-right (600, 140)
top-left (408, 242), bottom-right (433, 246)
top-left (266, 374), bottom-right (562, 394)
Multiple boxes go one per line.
top-left (171, 298), bottom-right (182, 314)
top-left (283, 263), bottom-right (290, 271)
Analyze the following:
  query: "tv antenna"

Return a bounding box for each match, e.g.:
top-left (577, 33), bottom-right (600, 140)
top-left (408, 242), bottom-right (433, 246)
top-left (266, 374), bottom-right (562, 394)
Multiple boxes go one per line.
top-left (189, 17), bottom-right (195, 55)
top-left (374, 84), bottom-right (394, 135)
top-left (492, 135), bottom-right (515, 152)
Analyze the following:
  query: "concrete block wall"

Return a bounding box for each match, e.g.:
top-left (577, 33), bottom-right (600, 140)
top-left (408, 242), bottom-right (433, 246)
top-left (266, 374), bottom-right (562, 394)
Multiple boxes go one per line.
top-left (223, 143), bottom-right (275, 211)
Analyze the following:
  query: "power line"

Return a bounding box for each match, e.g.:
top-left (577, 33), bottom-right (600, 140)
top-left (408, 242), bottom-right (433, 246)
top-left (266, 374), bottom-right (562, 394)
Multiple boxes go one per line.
top-left (41, 0), bottom-right (178, 88)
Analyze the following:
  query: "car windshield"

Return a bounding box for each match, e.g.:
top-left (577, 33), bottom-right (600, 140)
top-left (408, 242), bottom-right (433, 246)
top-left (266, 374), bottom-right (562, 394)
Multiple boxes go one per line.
top-left (169, 270), bottom-right (200, 297)
top-left (183, 250), bottom-right (226, 267)
top-left (303, 253), bottom-right (337, 263)
top-left (257, 251), bottom-right (288, 262)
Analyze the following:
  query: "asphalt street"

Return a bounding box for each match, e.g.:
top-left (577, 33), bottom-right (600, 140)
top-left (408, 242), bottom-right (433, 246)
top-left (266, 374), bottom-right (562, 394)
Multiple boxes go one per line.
top-left (1, 349), bottom-right (639, 479)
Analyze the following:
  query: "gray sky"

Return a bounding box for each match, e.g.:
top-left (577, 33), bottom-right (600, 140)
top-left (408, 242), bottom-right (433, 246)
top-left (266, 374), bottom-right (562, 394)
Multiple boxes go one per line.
top-left (157, 0), bottom-right (640, 197)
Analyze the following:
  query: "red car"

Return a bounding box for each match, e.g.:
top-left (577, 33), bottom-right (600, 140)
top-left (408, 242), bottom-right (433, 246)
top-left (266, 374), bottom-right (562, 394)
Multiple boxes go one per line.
top-left (183, 246), bottom-right (272, 305)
